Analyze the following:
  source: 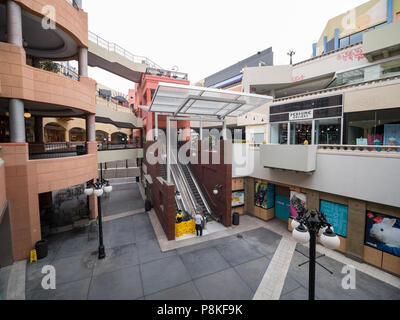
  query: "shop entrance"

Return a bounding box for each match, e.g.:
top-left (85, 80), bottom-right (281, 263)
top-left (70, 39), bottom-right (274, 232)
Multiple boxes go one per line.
top-left (274, 186), bottom-right (290, 221)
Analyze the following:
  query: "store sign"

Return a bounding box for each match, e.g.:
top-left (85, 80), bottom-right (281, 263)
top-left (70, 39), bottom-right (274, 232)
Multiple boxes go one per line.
top-left (289, 109), bottom-right (313, 121)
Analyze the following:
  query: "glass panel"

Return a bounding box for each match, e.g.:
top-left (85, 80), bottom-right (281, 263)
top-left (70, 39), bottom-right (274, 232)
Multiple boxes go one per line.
top-left (315, 118), bottom-right (341, 145)
top-left (339, 37), bottom-right (349, 48)
top-left (349, 31), bottom-right (363, 45)
top-left (250, 133), bottom-right (264, 144)
top-left (381, 59), bottom-right (400, 78)
top-left (346, 108), bottom-right (400, 145)
top-left (290, 121), bottom-right (312, 145)
top-left (270, 123), bottom-right (288, 144)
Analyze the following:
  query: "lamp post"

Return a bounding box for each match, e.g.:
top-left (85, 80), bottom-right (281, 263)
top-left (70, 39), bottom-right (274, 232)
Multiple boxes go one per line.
top-left (291, 209), bottom-right (340, 300)
top-left (213, 184), bottom-right (223, 195)
top-left (84, 179), bottom-right (113, 259)
top-left (287, 49), bottom-right (296, 65)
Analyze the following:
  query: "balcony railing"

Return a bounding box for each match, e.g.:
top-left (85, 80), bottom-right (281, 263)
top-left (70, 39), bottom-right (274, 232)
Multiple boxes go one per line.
top-left (29, 142), bottom-right (87, 160)
top-left (97, 142), bottom-right (141, 151)
top-left (89, 31), bottom-right (163, 69)
top-left (146, 67), bottom-right (188, 81)
top-left (65, 0), bottom-right (80, 9)
top-left (318, 144), bottom-right (400, 154)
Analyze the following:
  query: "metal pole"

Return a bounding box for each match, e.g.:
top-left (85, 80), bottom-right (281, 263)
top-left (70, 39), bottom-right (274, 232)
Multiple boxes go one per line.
top-left (167, 117), bottom-right (171, 183)
top-left (309, 229), bottom-right (316, 300)
top-left (97, 194), bottom-right (106, 259)
top-left (200, 118), bottom-right (203, 141)
top-left (155, 112), bottom-right (159, 141)
top-left (222, 119), bottom-right (227, 141)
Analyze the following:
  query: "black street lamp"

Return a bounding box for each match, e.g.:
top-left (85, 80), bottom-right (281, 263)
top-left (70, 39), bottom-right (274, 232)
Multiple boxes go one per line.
top-left (287, 49), bottom-right (296, 65)
top-left (291, 209), bottom-right (340, 300)
top-left (84, 179), bottom-right (113, 259)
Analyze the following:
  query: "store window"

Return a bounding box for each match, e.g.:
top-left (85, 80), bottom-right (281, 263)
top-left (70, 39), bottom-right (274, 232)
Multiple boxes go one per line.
top-left (270, 123), bottom-right (288, 144)
top-left (290, 121), bottom-right (312, 145)
top-left (315, 118), bottom-right (342, 145)
top-left (345, 108), bottom-right (400, 146)
top-left (249, 133), bottom-right (265, 145)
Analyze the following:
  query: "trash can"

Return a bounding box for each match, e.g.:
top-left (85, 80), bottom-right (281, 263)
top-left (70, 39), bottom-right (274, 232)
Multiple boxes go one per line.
top-left (145, 200), bottom-right (152, 212)
top-left (233, 212), bottom-right (240, 226)
top-left (35, 240), bottom-right (48, 260)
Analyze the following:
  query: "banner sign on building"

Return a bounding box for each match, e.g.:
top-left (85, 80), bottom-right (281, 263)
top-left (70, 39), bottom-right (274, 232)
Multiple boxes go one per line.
top-left (289, 109), bottom-right (314, 121)
top-left (365, 211), bottom-right (400, 257)
top-left (290, 191), bottom-right (307, 218)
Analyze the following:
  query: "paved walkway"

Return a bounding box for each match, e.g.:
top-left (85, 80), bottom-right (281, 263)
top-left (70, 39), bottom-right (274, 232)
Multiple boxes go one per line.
top-left (2, 179), bottom-right (400, 300)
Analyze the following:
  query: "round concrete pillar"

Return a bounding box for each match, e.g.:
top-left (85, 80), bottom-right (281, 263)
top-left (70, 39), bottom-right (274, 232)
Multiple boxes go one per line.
top-left (9, 99), bottom-right (26, 143)
top-left (79, 47), bottom-right (88, 77)
top-left (86, 114), bottom-right (95, 142)
top-left (6, 1), bottom-right (23, 47)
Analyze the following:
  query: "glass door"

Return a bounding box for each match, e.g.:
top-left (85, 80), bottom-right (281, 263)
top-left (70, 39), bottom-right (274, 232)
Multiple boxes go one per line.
top-left (290, 121), bottom-right (312, 145)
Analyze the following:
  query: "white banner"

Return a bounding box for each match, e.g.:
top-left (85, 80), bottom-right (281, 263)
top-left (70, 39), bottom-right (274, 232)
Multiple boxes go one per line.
top-left (289, 109), bottom-right (313, 121)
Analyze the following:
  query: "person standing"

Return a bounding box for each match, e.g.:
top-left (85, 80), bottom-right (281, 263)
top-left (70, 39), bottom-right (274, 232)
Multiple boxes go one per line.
top-left (194, 211), bottom-right (204, 237)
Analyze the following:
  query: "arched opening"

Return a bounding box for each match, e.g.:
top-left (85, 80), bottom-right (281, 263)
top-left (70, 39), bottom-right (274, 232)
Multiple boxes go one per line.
top-left (96, 130), bottom-right (109, 142)
top-left (111, 132), bottom-right (127, 144)
top-left (44, 123), bottom-right (66, 142)
top-left (69, 127), bottom-right (86, 142)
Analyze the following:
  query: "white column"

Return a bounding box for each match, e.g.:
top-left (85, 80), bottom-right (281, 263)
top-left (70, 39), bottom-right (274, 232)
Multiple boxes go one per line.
top-left (79, 47), bottom-right (88, 77)
top-left (311, 120), bottom-right (316, 145)
top-left (6, 1), bottom-right (23, 47)
top-left (166, 117), bottom-right (171, 183)
top-left (9, 99), bottom-right (26, 143)
top-left (199, 119), bottom-right (203, 140)
top-left (155, 112), bottom-right (158, 141)
top-left (222, 119), bottom-right (227, 141)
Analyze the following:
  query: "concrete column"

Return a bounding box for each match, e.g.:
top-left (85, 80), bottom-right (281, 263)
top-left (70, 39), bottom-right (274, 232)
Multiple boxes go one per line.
top-left (9, 99), bottom-right (26, 143)
top-left (6, 1), bottom-right (23, 47)
top-left (86, 114), bottom-right (95, 142)
top-left (334, 28), bottom-right (340, 50)
top-left (78, 47), bottom-right (88, 77)
top-left (34, 116), bottom-right (44, 143)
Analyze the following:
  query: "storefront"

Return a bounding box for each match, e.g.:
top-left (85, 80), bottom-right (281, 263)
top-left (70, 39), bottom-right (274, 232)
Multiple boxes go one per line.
top-left (344, 108), bottom-right (400, 146)
top-left (270, 95), bottom-right (343, 145)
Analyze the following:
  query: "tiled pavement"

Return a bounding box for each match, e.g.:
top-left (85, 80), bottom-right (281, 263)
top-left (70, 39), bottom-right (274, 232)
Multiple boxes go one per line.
top-left (25, 213), bottom-right (282, 300)
top-left (8, 179), bottom-right (400, 300)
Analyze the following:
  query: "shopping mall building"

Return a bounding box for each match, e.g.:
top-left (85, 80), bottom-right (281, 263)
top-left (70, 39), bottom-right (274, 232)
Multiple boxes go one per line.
top-left (233, 0), bottom-right (400, 276)
top-left (0, 0), bottom-right (399, 279)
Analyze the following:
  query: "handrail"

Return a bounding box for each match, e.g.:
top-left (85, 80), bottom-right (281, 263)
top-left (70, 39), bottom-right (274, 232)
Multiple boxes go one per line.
top-left (318, 144), bottom-right (400, 153)
top-left (88, 31), bottom-right (163, 69)
top-left (65, 0), bottom-right (80, 9)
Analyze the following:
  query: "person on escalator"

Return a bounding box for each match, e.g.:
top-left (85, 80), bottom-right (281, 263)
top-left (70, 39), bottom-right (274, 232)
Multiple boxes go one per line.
top-left (194, 211), bottom-right (204, 236)
top-left (176, 210), bottom-right (183, 224)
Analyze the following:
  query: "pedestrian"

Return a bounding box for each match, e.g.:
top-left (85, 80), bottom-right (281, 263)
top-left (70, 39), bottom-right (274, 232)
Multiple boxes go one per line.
top-left (176, 210), bottom-right (183, 224)
top-left (194, 211), bottom-right (204, 236)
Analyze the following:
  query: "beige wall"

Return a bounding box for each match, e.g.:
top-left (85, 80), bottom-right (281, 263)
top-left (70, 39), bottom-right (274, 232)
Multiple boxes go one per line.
top-left (0, 142), bottom-right (98, 261)
top-left (0, 43), bottom-right (96, 114)
top-left (344, 81), bottom-right (400, 112)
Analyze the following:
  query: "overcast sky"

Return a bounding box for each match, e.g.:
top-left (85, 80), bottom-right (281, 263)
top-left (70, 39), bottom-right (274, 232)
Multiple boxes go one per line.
top-left (82, 0), bottom-right (367, 94)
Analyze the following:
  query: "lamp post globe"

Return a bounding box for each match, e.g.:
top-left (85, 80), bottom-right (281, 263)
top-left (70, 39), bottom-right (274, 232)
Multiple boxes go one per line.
top-left (292, 224), bottom-right (310, 244)
top-left (291, 217), bottom-right (301, 230)
top-left (320, 228), bottom-right (341, 250)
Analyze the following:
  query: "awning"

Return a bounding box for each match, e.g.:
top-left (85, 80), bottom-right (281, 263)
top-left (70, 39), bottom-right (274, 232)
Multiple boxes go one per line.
top-left (95, 116), bottom-right (137, 129)
top-left (147, 82), bottom-right (272, 118)
top-left (113, 96), bottom-right (128, 103)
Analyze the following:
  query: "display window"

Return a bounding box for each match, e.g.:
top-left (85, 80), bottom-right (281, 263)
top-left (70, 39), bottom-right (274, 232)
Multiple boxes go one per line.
top-left (290, 121), bottom-right (312, 145)
top-left (345, 108), bottom-right (400, 146)
top-left (270, 123), bottom-right (288, 144)
top-left (315, 118), bottom-right (342, 145)
top-left (365, 211), bottom-right (400, 257)
top-left (254, 183), bottom-right (275, 210)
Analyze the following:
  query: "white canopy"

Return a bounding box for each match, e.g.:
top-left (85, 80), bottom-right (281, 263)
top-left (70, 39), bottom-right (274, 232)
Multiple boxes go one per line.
top-left (146, 82), bottom-right (272, 118)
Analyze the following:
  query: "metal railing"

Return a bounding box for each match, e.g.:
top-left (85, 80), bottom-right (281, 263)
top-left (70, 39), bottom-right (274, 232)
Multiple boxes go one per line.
top-left (89, 31), bottom-right (163, 69)
top-left (29, 142), bottom-right (87, 160)
top-left (65, 0), bottom-right (80, 9)
top-left (146, 67), bottom-right (188, 80)
top-left (318, 144), bottom-right (400, 153)
top-left (97, 142), bottom-right (140, 151)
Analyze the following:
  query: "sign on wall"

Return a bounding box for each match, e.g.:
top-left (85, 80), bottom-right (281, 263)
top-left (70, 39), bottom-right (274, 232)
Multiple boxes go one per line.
top-left (290, 191), bottom-right (307, 218)
top-left (289, 109), bottom-right (314, 121)
top-left (320, 200), bottom-right (348, 237)
top-left (254, 183), bottom-right (275, 210)
top-left (365, 211), bottom-right (400, 257)
top-left (232, 190), bottom-right (245, 208)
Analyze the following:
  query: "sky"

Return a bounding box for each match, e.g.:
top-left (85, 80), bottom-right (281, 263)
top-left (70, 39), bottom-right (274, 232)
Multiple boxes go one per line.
top-left (82, 0), bottom-right (368, 94)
